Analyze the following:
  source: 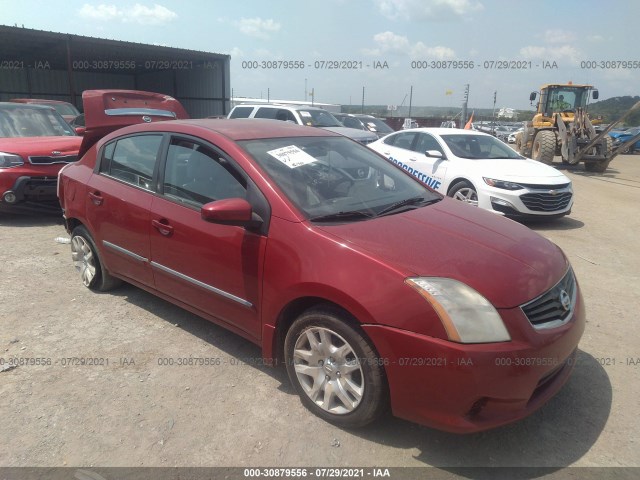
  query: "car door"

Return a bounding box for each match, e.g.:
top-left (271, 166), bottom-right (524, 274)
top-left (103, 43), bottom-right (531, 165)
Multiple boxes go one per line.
top-left (409, 133), bottom-right (447, 191)
top-left (378, 131), bottom-right (419, 169)
top-left (148, 135), bottom-right (267, 340)
top-left (85, 133), bottom-right (164, 286)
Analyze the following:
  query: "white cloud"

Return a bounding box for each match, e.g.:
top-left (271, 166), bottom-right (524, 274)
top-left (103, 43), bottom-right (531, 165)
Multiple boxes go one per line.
top-left (78, 3), bottom-right (177, 25)
top-left (235, 17), bottom-right (281, 39)
top-left (78, 4), bottom-right (119, 21)
top-left (363, 31), bottom-right (456, 59)
top-left (541, 29), bottom-right (576, 44)
top-left (125, 4), bottom-right (177, 25)
top-left (411, 42), bottom-right (455, 59)
top-left (519, 45), bottom-right (581, 65)
top-left (375, 0), bottom-right (483, 20)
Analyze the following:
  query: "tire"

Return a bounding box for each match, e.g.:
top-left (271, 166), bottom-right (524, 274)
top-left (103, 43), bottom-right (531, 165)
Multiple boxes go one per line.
top-left (514, 133), bottom-right (523, 153)
top-left (284, 306), bottom-right (388, 428)
top-left (532, 130), bottom-right (556, 164)
top-left (70, 225), bottom-right (122, 291)
top-left (584, 137), bottom-right (613, 173)
top-left (448, 180), bottom-right (479, 207)
top-left (584, 161), bottom-right (610, 173)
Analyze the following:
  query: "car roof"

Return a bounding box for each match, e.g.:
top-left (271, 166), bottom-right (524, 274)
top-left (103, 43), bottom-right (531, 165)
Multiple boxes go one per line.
top-left (0, 102), bottom-right (56, 111)
top-left (10, 98), bottom-right (71, 105)
top-left (232, 103), bottom-right (328, 112)
top-left (113, 118), bottom-right (341, 141)
top-left (394, 128), bottom-right (493, 136)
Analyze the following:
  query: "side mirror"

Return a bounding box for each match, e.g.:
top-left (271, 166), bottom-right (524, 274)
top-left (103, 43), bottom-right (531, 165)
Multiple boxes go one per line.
top-left (592, 89), bottom-right (599, 100)
top-left (425, 150), bottom-right (445, 159)
top-left (201, 198), bottom-right (263, 228)
top-left (529, 92), bottom-right (538, 102)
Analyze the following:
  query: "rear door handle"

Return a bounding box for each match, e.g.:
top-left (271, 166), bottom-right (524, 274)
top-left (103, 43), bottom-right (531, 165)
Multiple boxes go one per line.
top-left (88, 191), bottom-right (103, 206)
top-left (152, 219), bottom-right (174, 236)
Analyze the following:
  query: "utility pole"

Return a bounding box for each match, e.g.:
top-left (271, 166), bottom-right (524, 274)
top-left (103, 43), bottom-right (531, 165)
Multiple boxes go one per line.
top-left (305, 78), bottom-right (307, 102)
top-left (361, 86), bottom-right (365, 114)
top-left (492, 90), bottom-right (497, 135)
top-left (461, 84), bottom-right (469, 128)
top-left (408, 85), bottom-right (413, 119)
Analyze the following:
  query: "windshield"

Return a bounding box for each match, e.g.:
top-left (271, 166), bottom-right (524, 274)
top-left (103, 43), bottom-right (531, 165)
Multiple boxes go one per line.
top-left (239, 136), bottom-right (440, 221)
top-left (361, 118), bottom-right (393, 134)
top-left (297, 110), bottom-right (343, 127)
top-left (441, 134), bottom-right (523, 159)
top-left (0, 107), bottom-right (76, 137)
top-left (50, 103), bottom-right (80, 117)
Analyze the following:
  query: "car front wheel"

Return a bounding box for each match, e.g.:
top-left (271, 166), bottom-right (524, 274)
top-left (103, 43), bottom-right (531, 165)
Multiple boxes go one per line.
top-left (448, 180), bottom-right (479, 207)
top-left (71, 225), bottom-right (121, 291)
top-left (284, 306), bottom-right (388, 427)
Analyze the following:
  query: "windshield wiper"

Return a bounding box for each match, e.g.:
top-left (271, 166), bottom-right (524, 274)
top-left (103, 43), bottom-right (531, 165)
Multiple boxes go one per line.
top-left (377, 196), bottom-right (439, 216)
top-left (309, 210), bottom-right (376, 222)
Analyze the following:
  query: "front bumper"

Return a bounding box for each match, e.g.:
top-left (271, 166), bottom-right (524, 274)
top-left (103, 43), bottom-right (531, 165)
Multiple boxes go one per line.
top-left (0, 174), bottom-right (60, 212)
top-left (362, 289), bottom-right (585, 433)
top-left (478, 184), bottom-right (573, 218)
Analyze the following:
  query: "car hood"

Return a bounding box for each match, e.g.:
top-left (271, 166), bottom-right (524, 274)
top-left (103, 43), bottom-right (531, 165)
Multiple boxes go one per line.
top-left (321, 126), bottom-right (378, 142)
top-left (464, 158), bottom-right (570, 184)
top-left (0, 136), bottom-right (82, 156)
top-left (315, 199), bottom-right (568, 308)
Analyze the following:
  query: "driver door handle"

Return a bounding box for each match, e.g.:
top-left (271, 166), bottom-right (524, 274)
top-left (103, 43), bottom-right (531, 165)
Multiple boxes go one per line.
top-left (152, 219), bottom-right (174, 236)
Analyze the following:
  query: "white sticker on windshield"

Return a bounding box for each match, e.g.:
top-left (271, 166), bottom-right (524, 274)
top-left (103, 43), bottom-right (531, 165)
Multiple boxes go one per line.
top-left (300, 111), bottom-right (312, 117)
top-left (267, 145), bottom-right (317, 169)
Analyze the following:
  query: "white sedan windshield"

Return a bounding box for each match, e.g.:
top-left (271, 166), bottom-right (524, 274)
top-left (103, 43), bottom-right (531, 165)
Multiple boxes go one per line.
top-left (441, 134), bottom-right (523, 160)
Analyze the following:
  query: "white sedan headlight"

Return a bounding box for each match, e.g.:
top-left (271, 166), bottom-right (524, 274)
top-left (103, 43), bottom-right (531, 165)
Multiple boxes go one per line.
top-left (483, 177), bottom-right (523, 190)
top-left (405, 277), bottom-right (511, 343)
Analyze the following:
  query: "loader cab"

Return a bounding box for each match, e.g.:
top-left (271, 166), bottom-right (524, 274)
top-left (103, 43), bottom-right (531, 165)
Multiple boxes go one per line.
top-left (532, 85), bottom-right (597, 119)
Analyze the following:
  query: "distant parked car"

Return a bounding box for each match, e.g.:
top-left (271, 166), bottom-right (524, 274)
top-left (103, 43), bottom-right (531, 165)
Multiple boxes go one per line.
top-left (228, 104), bottom-right (377, 144)
top-left (333, 113), bottom-right (394, 138)
top-left (508, 128), bottom-right (524, 144)
top-left (0, 102), bottom-right (81, 212)
top-left (609, 127), bottom-right (640, 153)
top-left (10, 98), bottom-right (81, 124)
top-left (369, 128), bottom-right (573, 219)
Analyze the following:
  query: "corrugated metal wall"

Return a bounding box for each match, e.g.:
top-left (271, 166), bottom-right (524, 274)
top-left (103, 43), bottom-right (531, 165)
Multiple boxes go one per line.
top-left (0, 29), bottom-right (230, 118)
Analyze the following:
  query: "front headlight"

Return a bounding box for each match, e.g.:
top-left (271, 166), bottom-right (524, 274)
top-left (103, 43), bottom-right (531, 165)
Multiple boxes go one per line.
top-left (405, 277), bottom-right (511, 343)
top-left (0, 152), bottom-right (24, 168)
top-left (483, 177), bottom-right (523, 190)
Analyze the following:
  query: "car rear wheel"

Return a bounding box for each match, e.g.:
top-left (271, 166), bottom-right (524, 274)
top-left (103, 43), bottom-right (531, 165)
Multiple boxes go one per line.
top-left (284, 306), bottom-right (388, 427)
top-left (71, 225), bottom-right (121, 291)
top-left (448, 181), bottom-right (479, 207)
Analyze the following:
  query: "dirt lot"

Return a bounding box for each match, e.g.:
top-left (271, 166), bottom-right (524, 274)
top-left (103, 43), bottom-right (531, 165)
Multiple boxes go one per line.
top-left (0, 155), bottom-right (638, 475)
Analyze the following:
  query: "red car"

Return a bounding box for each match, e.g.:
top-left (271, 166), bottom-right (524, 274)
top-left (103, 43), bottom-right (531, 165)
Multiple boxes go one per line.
top-left (58, 90), bottom-right (585, 433)
top-left (0, 102), bottom-right (81, 213)
top-left (10, 98), bottom-right (81, 125)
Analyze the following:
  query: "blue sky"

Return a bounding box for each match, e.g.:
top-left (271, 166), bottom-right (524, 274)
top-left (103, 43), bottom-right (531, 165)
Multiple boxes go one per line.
top-left (1, 0), bottom-right (638, 109)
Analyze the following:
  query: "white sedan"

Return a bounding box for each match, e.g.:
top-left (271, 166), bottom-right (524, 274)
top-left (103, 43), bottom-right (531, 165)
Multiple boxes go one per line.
top-left (368, 128), bottom-right (573, 219)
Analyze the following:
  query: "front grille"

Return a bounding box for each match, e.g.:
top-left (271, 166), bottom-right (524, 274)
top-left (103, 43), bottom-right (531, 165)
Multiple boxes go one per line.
top-left (520, 191), bottom-right (572, 212)
top-left (521, 268), bottom-right (576, 329)
top-left (517, 182), bottom-right (571, 190)
top-left (29, 155), bottom-right (78, 165)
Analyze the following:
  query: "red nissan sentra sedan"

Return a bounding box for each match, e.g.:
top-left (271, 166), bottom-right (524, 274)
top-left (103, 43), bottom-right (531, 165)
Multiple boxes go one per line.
top-left (58, 90), bottom-right (585, 433)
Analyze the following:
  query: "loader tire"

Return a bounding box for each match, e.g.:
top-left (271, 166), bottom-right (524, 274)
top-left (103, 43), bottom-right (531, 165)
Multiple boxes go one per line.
top-left (584, 160), bottom-right (610, 173)
top-left (532, 130), bottom-right (556, 165)
top-left (585, 136), bottom-right (614, 172)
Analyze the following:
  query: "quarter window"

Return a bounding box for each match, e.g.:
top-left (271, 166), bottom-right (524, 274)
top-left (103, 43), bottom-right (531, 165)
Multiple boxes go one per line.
top-left (100, 135), bottom-right (162, 190)
top-left (162, 138), bottom-right (246, 207)
top-left (386, 132), bottom-right (417, 150)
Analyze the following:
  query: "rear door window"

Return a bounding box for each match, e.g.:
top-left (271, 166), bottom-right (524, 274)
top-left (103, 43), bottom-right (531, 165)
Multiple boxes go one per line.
top-left (100, 135), bottom-right (163, 190)
top-left (229, 106), bottom-right (254, 119)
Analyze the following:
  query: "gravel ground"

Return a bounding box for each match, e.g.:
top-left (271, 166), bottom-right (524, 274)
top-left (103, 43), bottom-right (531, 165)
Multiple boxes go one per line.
top-left (0, 154), bottom-right (638, 476)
